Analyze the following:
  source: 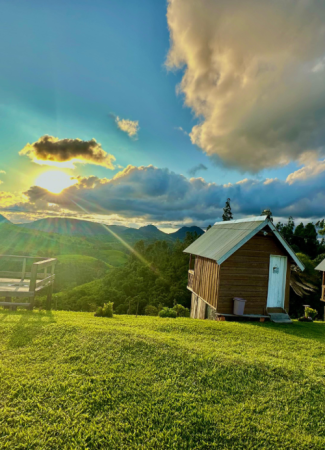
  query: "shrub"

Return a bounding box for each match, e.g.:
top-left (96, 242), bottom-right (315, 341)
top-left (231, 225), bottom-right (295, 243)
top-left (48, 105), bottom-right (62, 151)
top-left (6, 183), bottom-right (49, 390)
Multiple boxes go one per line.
top-left (102, 302), bottom-right (114, 317)
top-left (94, 302), bottom-right (114, 318)
top-left (144, 305), bottom-right (158, 316)
top-left (94, 306), bottom-right (103, 317)
top-left (158, 307), bottom-right (177, 318)
top-left (173, 304), bottom-right (190, 317)
top-left (305, 307), bottom-right (317, 319)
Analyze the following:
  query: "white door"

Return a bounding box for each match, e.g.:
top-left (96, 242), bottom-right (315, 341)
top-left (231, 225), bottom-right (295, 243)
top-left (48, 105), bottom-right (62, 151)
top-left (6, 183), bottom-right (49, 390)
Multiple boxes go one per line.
top-left (267, 255), bottom-right (287, 309)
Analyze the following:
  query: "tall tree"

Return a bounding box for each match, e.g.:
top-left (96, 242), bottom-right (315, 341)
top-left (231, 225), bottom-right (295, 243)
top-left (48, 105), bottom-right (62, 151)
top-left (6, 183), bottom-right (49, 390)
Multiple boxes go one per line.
top-left (276, 216), bottom-right (295, 244)
top-left (222, 198), bottom-right (233, 221)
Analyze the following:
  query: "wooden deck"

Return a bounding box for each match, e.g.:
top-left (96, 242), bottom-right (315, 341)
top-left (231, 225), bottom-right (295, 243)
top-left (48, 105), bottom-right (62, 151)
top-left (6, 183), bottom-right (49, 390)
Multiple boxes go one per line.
top-left (0, 278), bottom-right (34, 297)
top-left (0, 255), bottom-right (57, 309)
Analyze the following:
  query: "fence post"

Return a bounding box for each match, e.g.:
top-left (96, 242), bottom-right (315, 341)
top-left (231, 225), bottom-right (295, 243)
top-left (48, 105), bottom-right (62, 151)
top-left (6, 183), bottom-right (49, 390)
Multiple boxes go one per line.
top-left (21, 258), bottom-right (26, 282)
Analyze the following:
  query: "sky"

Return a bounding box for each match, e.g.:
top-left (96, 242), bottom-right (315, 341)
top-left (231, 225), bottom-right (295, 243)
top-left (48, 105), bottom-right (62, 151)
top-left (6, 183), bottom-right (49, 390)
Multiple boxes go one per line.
top-left (1, 0), bottom-right (325, 230)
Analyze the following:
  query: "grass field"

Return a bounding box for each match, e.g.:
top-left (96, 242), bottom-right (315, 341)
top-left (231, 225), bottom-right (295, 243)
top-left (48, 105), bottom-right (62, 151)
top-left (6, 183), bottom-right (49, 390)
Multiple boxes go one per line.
top-left (0, 311), bottom-right (325, 449)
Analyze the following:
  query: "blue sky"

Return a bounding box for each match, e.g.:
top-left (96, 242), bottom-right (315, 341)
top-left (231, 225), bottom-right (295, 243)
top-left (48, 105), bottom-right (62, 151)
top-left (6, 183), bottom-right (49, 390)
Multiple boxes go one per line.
top-left (1, 0), bottom-right (325, 228)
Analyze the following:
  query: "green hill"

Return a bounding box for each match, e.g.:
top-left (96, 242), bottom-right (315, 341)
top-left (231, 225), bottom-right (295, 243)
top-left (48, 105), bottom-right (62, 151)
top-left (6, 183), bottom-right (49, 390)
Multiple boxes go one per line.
top-left (0, 223), bottom-right (128, 266)
top-left (54, 255), bottom-right (112, 293)
top-left (0, 311), bottom-right (324, 449)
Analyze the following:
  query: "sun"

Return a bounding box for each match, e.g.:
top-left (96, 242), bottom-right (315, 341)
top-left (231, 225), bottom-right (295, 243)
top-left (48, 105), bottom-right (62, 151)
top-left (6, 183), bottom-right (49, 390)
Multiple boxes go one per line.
top-left (35, 170), bottom-right (77, 194)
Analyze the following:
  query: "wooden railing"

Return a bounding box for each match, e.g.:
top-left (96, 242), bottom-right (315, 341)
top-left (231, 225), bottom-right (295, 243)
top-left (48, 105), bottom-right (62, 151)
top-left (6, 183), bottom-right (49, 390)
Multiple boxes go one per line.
top-left (188, 270), bottom-right (194, 291)
top-left (0, 255), bottom-right (47, 282)
top-left (29, 258), bottom-right (57, 292)
top-left (0, 255), bottom-right (56, 292)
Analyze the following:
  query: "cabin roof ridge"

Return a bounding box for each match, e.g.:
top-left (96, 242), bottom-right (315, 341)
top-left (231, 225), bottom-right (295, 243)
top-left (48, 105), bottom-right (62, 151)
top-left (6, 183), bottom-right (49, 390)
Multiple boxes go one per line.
top-left (213, 216), bottom-right (268, 225)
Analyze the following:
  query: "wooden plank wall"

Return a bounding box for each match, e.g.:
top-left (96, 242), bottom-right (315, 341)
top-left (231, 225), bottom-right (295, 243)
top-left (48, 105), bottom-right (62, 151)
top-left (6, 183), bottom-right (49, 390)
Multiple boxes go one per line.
top-left (192, 256), bottom-right (219, 308)
top-left (190, 293), bottom-right (207, 319)
top-left (218, 231), bottom-right (292, 315)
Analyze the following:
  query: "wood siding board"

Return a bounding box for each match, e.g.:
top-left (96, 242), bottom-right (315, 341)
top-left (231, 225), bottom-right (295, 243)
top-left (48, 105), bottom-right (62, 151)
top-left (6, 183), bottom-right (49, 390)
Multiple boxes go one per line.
top-left (192, 256), bottom-right (219, 309)
top-left (217, 232), bottom-right (291, 315)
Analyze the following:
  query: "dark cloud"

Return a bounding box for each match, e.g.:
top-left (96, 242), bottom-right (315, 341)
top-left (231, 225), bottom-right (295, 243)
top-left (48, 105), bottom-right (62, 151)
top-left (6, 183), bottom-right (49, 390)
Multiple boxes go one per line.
top-left (13, 164), bottom-right (325, 225)
top-left (19, 135), bottom-right (115, 169)
top-left (188, 164), bottom-right (208, 177)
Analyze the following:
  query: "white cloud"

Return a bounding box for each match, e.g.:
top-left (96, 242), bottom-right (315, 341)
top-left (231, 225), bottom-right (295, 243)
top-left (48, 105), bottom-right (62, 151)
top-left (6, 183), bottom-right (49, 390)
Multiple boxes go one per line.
top-left (166, 0), bottom-right (325, 172)
top-left (286, 157), bottom-right (325, 184)
top-left (175, 126), bottom-right (189, 136)
top-left (312, 58), bottom-right (325, 73)
top-left (115, 116), bottom-right (139, 139)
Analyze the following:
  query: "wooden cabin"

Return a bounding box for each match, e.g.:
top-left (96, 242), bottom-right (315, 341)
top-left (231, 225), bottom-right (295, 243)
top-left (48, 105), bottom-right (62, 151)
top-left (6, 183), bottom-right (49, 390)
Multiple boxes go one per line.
top-left (0, 255), bottom-right (56, 310)
top-left (184, 216), bottom-right (304, 322)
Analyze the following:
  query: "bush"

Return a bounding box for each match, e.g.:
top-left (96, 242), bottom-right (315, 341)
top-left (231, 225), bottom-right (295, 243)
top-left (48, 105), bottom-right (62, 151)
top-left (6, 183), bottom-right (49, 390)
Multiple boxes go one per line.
top-left (173, 304), bottom-right (190, 317)
top-left (95, 306), bottom-right (103, 317)
top-left (305, 307), bottom-right (318, 319)
top-left (94, 302), bottom-right (114, 318)
top-left (158, 307), bottom-right (177, 318)
top-left (144, 305), bottom-right (158, 316)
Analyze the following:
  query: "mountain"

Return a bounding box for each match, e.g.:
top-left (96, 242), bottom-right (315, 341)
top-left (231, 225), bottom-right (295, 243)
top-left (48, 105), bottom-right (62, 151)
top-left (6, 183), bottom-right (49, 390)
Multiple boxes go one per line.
top-left (18, 217), bottom-right (204, 242)
top-left (0, 214), bottom-right (11, 224)
top-left (137, 225), bottom-right (169, 240)
top-left (19, 218), bottom-right (128, 236)
top-left (168, 226), bottom-right (204, 240)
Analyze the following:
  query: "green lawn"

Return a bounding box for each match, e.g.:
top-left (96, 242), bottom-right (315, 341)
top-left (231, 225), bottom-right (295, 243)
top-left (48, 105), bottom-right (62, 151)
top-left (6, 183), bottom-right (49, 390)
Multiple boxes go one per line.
top-left (0, 312), bottom-right (325, 449)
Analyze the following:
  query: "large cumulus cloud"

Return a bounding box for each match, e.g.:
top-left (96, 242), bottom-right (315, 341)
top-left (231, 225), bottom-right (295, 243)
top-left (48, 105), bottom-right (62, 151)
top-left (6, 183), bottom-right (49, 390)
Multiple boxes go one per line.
top-left (19, 135), bottom-right (116, 169)
top-left (166, 0), bottom-right (325, 172)
top-left (10, 164), bottom-right (325, 225)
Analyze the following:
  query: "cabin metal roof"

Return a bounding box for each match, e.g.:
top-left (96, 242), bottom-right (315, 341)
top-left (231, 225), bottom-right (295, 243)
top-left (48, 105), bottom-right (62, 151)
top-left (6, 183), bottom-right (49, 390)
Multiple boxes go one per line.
top-left (184, 216), bottom-right (304, 270)
top-left (315, 259), bottom-right (325, 271)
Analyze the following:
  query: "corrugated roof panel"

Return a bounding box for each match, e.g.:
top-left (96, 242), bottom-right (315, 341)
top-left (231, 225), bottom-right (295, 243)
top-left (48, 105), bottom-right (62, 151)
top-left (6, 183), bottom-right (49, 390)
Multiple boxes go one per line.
top-left (184, 219), bottom-right (266, 262)
top-left (315, 259), bottom-right (325, 271)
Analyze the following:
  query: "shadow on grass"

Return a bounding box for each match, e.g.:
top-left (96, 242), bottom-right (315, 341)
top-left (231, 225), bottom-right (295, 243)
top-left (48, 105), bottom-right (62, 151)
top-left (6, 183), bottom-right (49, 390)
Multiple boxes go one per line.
top-left (248, 320), bottom-right (325, 344)
top-left (0, 309), bottom-right (56, 349)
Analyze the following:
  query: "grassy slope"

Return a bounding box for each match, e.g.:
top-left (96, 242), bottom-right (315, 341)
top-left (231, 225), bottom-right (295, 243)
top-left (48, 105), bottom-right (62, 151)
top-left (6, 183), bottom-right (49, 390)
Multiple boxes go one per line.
top-left (54, 255), bottom-right (112, 293)
top-left (0, 223), bottom-right (128, 266)
top-left (0, 312), bottom-right (325, 449)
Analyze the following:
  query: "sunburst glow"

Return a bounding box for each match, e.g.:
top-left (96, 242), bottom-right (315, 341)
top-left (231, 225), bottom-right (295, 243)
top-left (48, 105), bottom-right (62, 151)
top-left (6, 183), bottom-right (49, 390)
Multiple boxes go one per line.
top-left (35, 171), bottom-right (77, 194)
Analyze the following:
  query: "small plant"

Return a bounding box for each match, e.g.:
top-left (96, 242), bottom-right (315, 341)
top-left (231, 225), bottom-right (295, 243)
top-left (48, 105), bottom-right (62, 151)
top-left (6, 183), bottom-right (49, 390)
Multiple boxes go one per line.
top-left (94, 302), bottom-right (114, 318)
top-left (158, 307), bottom-right (177, 318)
top-left (144, 305), bottom-right (158, 316)
top-left (299, 306), bottom-right (317, 322)
top-left (172, 304), bottom-right (190, 317)
top-left (305, 307), bottom-right (317, 320)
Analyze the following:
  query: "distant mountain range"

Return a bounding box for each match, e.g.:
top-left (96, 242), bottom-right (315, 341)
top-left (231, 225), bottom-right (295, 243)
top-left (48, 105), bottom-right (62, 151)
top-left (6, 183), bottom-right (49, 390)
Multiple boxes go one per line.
top-left (16, 217), bottom-right (204, 242)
